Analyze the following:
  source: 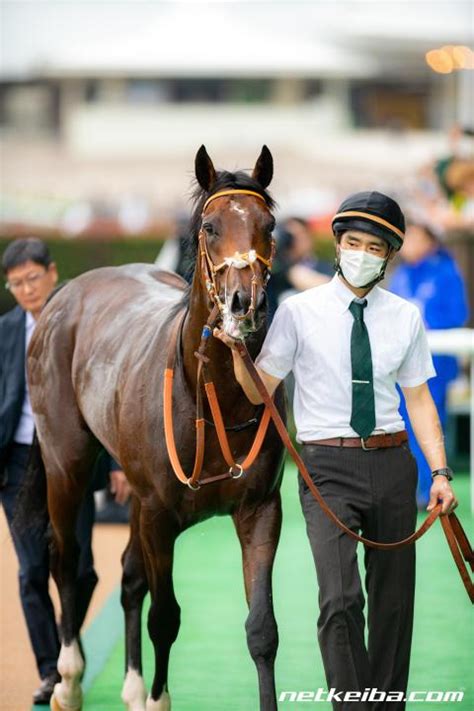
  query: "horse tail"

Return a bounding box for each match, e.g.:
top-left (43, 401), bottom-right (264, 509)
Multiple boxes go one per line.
top-left (13, 430), bottom-right (49, 533)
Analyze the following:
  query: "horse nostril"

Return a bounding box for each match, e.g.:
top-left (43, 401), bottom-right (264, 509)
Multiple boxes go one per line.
top-left (231, 291), bottom-right (242, 313)
top-left (257, 290), bottom-right (267, 310)
top-left (231, 290), bottom-right (251, 315)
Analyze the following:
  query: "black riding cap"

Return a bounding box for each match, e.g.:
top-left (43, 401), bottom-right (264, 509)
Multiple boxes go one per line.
top-left (331, 191), bottom-right (405, 251)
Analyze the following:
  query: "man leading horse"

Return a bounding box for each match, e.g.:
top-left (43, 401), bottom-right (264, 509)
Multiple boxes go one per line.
top-left (216, 190), bottom-right (458, 711)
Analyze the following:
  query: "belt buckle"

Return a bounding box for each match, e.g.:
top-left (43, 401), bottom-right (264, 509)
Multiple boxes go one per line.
top-left (361, 437), bottom-right (377, 451)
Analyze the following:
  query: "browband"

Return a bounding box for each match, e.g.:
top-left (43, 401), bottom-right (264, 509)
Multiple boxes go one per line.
top-left (332, 211), bottom-right (405, 240)
top-left (203, 189), bottom-right (268, 213)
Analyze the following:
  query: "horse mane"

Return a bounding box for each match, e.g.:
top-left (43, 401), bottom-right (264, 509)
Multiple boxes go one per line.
top-left (179, 170), bottom-right (276, 291)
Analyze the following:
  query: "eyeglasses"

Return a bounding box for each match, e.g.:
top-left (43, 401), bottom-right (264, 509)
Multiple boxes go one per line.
top-left (5, 271), bottom-right (47, 292)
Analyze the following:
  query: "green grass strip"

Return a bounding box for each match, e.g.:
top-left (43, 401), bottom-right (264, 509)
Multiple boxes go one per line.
top-left (57, 466), bottom-right (474, 709)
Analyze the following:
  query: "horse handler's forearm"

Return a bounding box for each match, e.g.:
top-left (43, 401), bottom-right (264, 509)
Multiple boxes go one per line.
top-left (231, 350), bottom-right (264, 404)
top-left (404, 386), bottom-right (447, 471)
top-left (213, 327), bottom-right (281, 404)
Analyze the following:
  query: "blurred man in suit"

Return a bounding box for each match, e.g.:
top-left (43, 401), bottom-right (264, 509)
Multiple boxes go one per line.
top-left (0, 237), bottom-right (130, 704)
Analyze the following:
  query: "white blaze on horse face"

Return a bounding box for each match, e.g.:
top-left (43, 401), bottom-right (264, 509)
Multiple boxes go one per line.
top-left (52, 639), bottom-right (84, 710)
top-left (122, 668), bottom-right (147, 711)
top-left (146, 691), bottom-right (171, 711)
top-left (229, 199), bottom-right (249, 222)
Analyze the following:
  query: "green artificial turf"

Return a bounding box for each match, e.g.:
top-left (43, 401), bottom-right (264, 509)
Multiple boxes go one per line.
top-left (83, 465), bottom-right (473, 710)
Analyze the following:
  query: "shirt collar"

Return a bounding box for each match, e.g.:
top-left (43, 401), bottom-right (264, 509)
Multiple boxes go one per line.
top-left (25, 310), bottom-right (36, 331)
top-left (329, 274), bottom-right (380, 314)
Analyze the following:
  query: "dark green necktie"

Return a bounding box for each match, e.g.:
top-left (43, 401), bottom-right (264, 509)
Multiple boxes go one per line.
top-left (349, 299), bottom-right (375, 439)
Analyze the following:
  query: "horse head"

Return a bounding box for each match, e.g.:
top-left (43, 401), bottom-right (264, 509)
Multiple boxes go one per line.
top-left (194, 145), bottom-right (276, 340)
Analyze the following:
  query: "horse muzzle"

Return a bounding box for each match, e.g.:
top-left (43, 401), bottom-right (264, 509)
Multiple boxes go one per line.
top-left (221, 288), bottom-right (267, 339)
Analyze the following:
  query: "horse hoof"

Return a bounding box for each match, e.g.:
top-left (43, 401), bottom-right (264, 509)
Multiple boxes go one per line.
top-left (50, 691), bottom-right (82, 711)
top-left (146, 691), bottom-right (171, 710)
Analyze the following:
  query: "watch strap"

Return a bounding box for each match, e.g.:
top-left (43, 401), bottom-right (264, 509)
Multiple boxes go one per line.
top-left (432, 467), bottom-right (454, 481)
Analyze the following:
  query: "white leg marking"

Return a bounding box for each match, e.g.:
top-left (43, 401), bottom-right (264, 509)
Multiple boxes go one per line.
top-left (53, 639), bottom-right (84, 709)
top-left (121, 668), bottom-right (147, 711)
top-left (146, 691), bottom-right (171, 711)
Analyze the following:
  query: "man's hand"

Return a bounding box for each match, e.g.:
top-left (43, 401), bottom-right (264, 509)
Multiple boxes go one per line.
top-left (213, 327), bottom-right (240, 350)
top-left (427, 476), bottom-right (458, 515)
top-left (212, 327), bottom-right (281, 405)
top-left (110, 469), bottom-right (131, 505)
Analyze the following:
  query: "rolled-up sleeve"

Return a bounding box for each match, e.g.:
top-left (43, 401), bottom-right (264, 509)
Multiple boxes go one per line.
top-left (256, 301), bottom-right (298, 380)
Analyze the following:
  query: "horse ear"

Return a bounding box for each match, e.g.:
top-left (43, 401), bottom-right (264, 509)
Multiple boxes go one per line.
top-left (252, 145), bottom-right (273, 189)
top-left (195, 145), bottom-right (217, 192)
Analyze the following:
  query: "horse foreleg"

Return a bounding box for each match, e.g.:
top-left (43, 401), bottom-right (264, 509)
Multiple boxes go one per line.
top-left (141, 507), bottom-right (180, 711)
top-left (50, 639), bottom-right (84, 711)
top-left (121, 497), bottom-right (148, 711)
top-left (233, 491), bottom-right (282, 711)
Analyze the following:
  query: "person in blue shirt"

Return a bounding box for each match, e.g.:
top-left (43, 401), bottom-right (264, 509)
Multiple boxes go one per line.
top-left (389, 221), bottom-right (468, 507)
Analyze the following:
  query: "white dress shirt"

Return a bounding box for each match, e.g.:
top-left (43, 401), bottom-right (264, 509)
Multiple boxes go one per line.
top-left (256, 275), bottom-right (436, 442)
top-left (13, 310), bottom-right (36, 445)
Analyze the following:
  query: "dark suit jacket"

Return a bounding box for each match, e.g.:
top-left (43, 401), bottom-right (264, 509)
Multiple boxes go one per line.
top-left (0, 306), bottom-right (27, 458)
top-left (0, 305), bottom-right (120, 481)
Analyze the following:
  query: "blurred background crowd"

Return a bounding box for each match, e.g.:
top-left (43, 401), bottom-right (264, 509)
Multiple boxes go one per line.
top-left (1, 0), bottom-right (472, 494)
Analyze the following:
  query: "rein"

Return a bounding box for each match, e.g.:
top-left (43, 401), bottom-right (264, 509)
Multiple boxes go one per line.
top-left (234, 340), bottom-right (474, 604)
top-left (163, 306), bottom-right (272, 490)
top-left (162, 307), bottom-right (473, 602)
top-left (163, 185), bottom-right (473, 602)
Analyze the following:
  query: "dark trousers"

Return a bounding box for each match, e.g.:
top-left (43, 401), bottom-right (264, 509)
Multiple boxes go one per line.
top-left (299, 443), bottom-right (418, 711)
top-left (0, 443), bottom-right (98, 679)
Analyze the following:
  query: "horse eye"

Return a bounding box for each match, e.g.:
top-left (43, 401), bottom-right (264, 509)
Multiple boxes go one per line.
top-left (203, 222), bottom-right (216, 237)
top-left (267, 219), bottom-right (275, 233)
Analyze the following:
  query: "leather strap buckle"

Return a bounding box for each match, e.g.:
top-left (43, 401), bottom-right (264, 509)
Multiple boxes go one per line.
top-left (230, 463), bottom-right (244, 479)
top-left (361, 437), bottom-right (378, 451)
top-left (187, 479), bottom-right (201, 491)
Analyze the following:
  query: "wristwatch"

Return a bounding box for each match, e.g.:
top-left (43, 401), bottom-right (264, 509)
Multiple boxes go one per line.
top-left (431, 467), bottom-right (454, 481)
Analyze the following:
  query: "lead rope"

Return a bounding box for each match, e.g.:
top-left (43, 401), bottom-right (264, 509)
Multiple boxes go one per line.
top-left (164, 310), bottom-right (206, 488)
top-left (163, 306), bottom-right (272, 490)
top-left (235, 340), bottom-right (474, 603)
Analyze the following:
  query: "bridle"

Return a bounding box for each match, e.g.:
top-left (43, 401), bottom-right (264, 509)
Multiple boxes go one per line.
top-left (198, 189), bottom-right (275, 326)
top-left (163, 188), bottom-right (276, 491)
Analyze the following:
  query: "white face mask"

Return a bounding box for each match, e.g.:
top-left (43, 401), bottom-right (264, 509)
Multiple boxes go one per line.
top-left (338, 247), bottom-right (386, 288)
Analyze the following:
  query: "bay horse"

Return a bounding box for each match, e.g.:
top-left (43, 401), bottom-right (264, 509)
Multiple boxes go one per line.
top-left (26, 146), bottom-right (286, 711)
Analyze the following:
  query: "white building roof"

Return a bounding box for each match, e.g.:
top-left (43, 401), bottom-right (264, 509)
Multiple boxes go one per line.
top-left (1, 1), bottom-right (471, 80)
